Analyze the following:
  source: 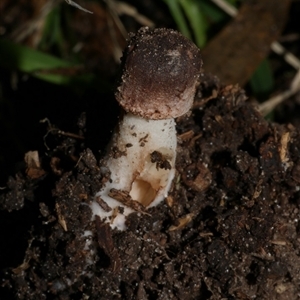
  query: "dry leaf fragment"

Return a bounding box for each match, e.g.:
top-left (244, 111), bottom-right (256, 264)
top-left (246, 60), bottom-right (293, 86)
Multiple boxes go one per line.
top-left (25, 151), bottom-right (46, 179)
top-left (169, 212), bottom-right (195, 231)
top-left (95, 216), bottom-right (121, 273)
top-left (202, 0), bottom-right (291, 86)
top-left (182, 162), bottom-right (212, 193)
top-left (55, 203), bottom-right (67, 231)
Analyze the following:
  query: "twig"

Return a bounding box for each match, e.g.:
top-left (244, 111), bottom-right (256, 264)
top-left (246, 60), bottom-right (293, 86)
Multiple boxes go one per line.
top-left (65, 0), bottom-right (93, 14)
top-left (105, 0), bottom-right (129, 39)
top-left (258, 89), bottom-right (295, 116)
top-left (291, 65), bottom-right (300, 91)
top-left (111, 1), bottom-right (154, 27)
top-left (56, 130), bottom-right (85, 140)
top-left (40, 118), bottom-right (85, 150)
top-left (105, 0), bottom-right (155, 63)
top-left (210, 0), bottom-right (237, 16)
top-left (105, 0), bottom-right (155, 43)
top-left (210, 0), bottom-right (300, 70)
top-left (271, 42), bottom-right (300, 70)
top-left (258, 68), bottom-right (300, 115)
top-left (106, 3), bottom-right (124, 63)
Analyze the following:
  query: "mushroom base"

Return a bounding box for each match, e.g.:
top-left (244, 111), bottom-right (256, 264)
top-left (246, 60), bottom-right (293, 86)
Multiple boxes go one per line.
top-left (91, 113), bottom-right (177, 230)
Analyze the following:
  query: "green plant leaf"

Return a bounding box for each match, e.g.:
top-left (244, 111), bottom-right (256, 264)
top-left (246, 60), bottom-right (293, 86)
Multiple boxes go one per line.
top-left (250, 59), bottom-right (274, 97)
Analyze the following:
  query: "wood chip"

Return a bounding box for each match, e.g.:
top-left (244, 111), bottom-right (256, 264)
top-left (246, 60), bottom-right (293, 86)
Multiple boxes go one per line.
top-left (95, 196), bottom-right (112, 212)
top-left (279, 132), bottom-right (290, 163)
top-left (199, 232), bottom-right (214, 238)
top-left (108, 188), bottom-right (151, 215)
top-left (165, 195), bottom-right (174, 208)
top-left (270, 240), bottom-right (287, 246)
top-left (252, 178), bottom-right (264, 200)
top-left (251, 247), bottom-right (274, 261)
top-left (177, 130), bottom-right (194, 143)
top-left (189, 133), bottom-right (202, 148)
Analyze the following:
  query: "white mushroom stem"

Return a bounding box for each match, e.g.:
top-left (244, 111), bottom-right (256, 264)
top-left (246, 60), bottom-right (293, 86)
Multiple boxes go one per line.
top-left (91, 113), bottom-right (177, 230)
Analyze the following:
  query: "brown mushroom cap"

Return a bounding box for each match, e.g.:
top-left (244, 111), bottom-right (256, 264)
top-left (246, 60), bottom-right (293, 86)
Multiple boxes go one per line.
top-left (115, 27), bottom-right (203, 120)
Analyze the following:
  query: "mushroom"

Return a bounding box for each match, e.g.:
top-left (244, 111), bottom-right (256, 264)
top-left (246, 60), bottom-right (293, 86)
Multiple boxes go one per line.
top-left (91, 27), bottom-right (203, 230)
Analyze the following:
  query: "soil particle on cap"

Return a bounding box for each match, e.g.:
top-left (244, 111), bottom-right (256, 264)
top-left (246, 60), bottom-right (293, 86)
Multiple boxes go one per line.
top-left (1, 74), bottom-right (300, 299)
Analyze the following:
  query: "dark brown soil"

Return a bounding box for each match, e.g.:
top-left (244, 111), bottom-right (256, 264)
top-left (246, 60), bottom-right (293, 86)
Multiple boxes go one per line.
top-left (1, 73), bottom-right (300, 299)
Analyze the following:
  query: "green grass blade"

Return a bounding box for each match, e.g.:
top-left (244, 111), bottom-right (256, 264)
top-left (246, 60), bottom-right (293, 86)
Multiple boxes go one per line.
top-left (162, 0), bottom-right (192, 39)
top-left (226, 0), bottom-right (239, 5)
top-left (39, 5), bottom-right (63, 52)
top-left (0, 40), bottom-right (73, 71)
top-left (199, 0), bottom-right (229, 23)
top-left (179, 0), bottom-right (207, 47)
top-left (0, 39), bottom-right (78, 85)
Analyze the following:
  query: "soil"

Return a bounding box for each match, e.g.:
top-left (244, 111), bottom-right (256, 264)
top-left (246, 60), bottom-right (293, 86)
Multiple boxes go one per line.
top-left (1, 72), bottom-right (300, 299)
top-left (1, 1), bottom-right (300, 299)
